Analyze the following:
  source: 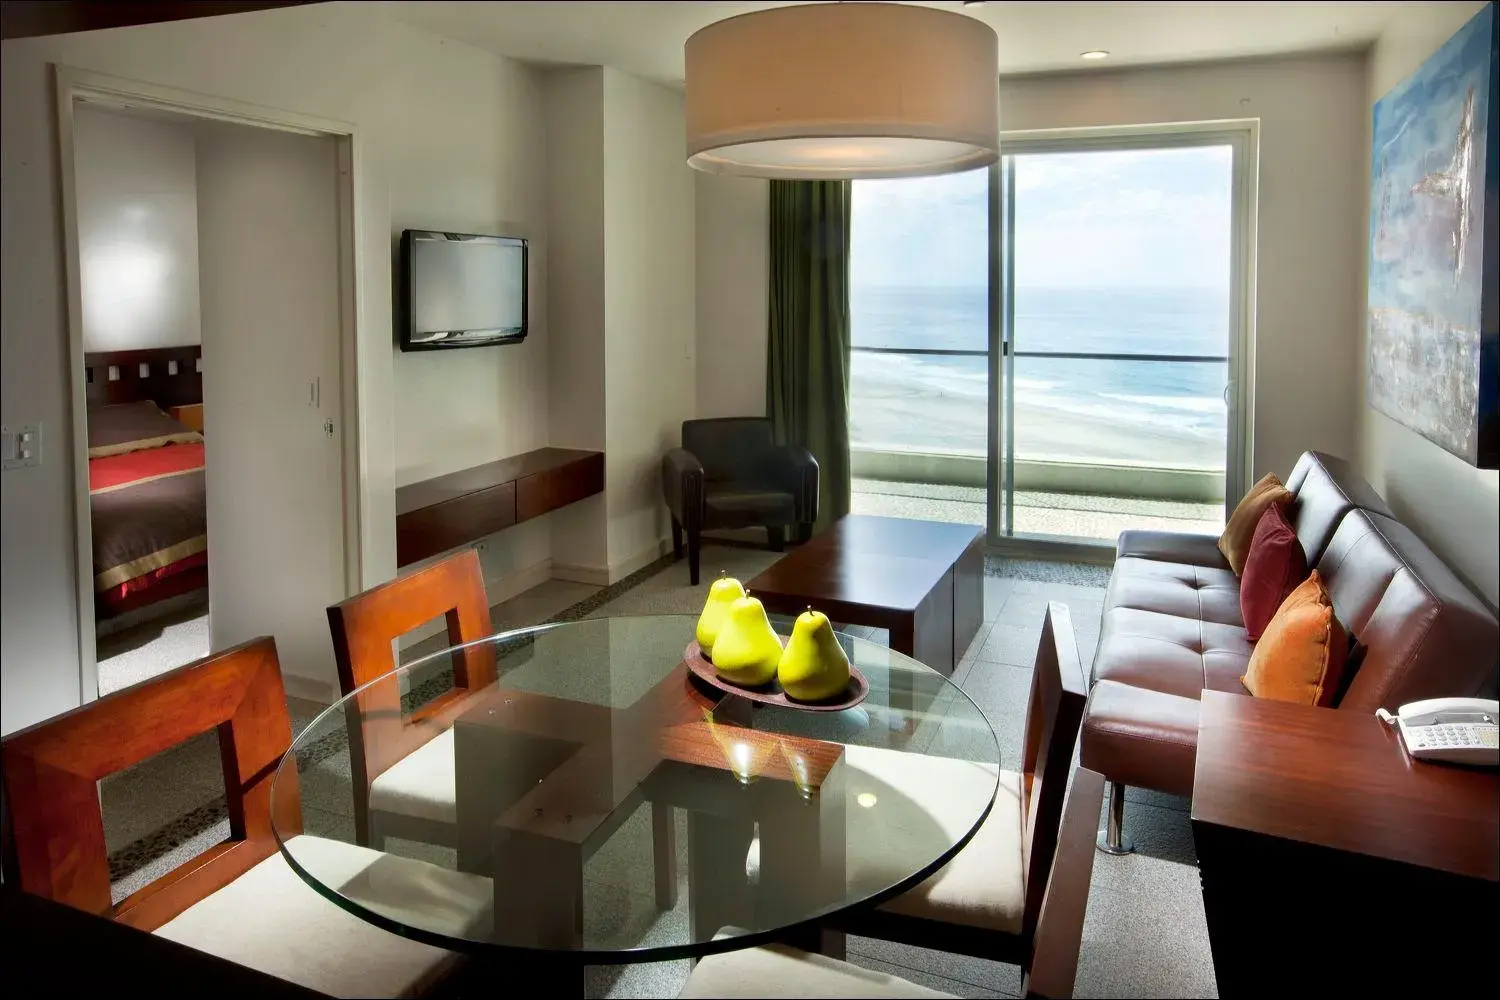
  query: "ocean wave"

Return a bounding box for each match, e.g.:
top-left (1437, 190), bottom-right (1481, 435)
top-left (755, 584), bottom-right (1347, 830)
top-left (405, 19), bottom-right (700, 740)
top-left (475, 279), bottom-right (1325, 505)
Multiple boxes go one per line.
top-left (1099, 392), bottom-right (1224, 414)
top-left (1014, 388), bottom-right (1220, 436)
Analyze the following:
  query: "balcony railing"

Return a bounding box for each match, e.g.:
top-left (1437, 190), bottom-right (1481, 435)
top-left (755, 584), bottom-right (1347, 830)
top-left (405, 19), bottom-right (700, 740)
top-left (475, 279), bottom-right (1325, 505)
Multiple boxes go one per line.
top-left (849, 344), bottom-right (1229, 505)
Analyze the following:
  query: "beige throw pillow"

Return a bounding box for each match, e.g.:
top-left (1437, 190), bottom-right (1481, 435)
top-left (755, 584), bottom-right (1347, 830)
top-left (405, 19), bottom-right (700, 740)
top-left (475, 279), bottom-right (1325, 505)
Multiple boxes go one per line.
top-left (1218, 473), bottom-right (1293, 575)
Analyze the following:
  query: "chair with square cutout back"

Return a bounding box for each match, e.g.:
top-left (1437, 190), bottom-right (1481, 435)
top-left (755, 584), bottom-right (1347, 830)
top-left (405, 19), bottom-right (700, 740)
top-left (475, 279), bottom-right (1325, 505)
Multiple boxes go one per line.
top-left (327, 549), bottom-right (678, 898)
top-left (326, 549), bottom-right (499, 850)
top-left (0, 636), bottom-right (489, 998)
top-left (680, 603), bottom-right (1104, 999)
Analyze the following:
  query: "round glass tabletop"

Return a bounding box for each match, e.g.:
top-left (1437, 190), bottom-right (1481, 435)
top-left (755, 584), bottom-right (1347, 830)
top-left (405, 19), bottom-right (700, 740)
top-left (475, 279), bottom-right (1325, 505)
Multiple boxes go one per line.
top-left (270, 614), bottom-right (998, 962)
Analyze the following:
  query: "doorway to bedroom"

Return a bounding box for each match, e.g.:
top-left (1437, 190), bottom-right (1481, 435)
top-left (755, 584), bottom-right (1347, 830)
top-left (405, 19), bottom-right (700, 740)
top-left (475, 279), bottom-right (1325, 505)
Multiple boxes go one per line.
top-left (67, 96), bottom-right (350, 698)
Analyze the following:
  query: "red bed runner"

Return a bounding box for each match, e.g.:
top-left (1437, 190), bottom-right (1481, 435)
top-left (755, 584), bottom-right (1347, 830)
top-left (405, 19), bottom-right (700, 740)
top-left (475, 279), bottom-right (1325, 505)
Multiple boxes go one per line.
top-left (90, 441), bottom-right (204, 492)
top-left (90, 442), bottom-right (207, 612)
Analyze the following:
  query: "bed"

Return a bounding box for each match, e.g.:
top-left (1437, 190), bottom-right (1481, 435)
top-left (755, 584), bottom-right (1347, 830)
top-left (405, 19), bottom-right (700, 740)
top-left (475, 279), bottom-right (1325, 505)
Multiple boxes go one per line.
top-left (85, 347), bottom-right (208, 620)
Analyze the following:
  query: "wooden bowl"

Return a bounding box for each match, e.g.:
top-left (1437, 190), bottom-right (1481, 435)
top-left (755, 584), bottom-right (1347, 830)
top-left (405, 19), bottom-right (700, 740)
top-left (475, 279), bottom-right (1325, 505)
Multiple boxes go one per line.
top-left (683, 640), bottom-right (869, 712)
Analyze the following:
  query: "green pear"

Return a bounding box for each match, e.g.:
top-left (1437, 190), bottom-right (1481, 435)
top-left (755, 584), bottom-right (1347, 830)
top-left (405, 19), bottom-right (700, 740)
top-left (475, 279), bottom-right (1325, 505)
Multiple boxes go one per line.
top-left (711, 595), bottom-right (782, 687)
top-left (696, 576), bottom-right (745, 656)
top-left (778, 609), bottom-right (851, 702)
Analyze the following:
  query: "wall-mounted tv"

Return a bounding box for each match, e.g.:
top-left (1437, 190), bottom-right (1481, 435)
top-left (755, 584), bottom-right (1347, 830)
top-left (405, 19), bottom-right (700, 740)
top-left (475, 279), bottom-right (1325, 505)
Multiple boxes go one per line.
top-left (399, 230), bottom-right (527, 351)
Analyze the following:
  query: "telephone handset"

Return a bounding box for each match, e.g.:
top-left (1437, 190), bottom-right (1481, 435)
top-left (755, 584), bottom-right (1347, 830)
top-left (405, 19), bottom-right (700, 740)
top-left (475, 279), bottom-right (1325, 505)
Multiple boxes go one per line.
top-left (1377, 697), bottom-right (1499, 766)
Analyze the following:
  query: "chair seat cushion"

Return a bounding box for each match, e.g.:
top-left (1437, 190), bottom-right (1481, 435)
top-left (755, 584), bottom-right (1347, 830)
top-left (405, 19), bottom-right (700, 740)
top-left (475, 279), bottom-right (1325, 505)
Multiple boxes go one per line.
top-left (704, 486), bottom-right (795, 518)
top-left (370, 728), bottom-right (456, 825)
top-left (154, 834), bottom-right (490, 998)
top-left (680, 944), bottom-right (954, 998)
top-left (844, 746), bottom-right (1024, 935)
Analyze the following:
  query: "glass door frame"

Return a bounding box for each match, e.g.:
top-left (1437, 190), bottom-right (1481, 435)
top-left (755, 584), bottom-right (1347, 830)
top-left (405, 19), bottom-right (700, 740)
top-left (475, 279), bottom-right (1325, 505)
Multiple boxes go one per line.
top-left (986, 123), bottom-right (1258, 553)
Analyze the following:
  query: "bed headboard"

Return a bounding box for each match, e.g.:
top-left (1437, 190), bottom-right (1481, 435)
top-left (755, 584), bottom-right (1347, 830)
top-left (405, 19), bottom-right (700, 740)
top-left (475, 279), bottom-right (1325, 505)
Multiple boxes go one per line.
top-left (84, 346), bottom-right (203, 411)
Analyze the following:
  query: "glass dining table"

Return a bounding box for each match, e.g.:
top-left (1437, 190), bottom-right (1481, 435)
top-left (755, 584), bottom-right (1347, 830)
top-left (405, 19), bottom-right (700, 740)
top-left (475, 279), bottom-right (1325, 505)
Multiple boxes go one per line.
top-left (270, 614), bottom-right (998, 987)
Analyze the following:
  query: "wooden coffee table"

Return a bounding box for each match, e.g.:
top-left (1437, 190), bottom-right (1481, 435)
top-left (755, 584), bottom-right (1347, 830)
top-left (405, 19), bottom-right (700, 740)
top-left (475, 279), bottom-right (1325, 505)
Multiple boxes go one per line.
top-left (746, 515), bottom-right (984, 675)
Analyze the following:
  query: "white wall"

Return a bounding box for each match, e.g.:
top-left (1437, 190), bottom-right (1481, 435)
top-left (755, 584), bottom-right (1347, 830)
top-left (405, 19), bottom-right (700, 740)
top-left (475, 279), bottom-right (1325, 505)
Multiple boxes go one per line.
top-left (1359, 0), bottom-right (1498, 606)
top-left (603, 69), bottom-right (697, 572)
top-left (542, 67), bottom-right (610, 575)
top-left (695, 173), bottom-right (768, 419)
top-left (0, 5), bottom-right (551, 732)
top-left (74, 106), bottom-right (201, 351)
top-left (694, 52), bottom-right (1368, 484)
top-left (537, 67), bottom-right (696, 582)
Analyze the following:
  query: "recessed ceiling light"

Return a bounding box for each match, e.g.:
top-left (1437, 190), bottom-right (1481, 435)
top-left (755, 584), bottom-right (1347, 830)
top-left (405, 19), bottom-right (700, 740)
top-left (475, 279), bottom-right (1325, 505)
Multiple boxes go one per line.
top-left (1080, 50), bottom-right (1110, 60)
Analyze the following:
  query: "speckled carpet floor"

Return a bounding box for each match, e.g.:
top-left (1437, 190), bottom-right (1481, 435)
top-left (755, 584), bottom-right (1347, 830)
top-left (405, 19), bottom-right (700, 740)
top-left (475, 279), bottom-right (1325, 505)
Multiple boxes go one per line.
top-left (99, 538), bottom-right (1216, 998)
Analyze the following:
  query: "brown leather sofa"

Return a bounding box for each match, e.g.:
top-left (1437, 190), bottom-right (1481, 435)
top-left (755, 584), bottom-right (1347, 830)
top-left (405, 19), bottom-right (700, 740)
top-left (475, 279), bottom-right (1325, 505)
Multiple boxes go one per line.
top-left (1081, 451), bottom-right (1499, 852)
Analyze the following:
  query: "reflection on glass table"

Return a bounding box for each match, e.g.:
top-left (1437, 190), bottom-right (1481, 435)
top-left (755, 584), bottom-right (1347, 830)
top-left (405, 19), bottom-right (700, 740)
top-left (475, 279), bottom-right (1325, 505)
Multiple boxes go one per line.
top-left (270, 615), bottom-right (998, 966)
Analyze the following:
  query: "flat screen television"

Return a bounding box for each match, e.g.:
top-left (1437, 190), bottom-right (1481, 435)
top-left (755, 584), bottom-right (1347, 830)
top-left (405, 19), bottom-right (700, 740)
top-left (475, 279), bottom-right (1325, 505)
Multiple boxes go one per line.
top-left (399, 230), bottom-right (527, 350)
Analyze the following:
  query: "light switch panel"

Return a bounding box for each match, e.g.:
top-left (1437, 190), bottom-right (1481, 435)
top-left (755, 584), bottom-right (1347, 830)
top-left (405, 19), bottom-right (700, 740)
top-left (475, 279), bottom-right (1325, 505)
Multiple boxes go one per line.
top-left (1, 423), bottom-right (42, 469)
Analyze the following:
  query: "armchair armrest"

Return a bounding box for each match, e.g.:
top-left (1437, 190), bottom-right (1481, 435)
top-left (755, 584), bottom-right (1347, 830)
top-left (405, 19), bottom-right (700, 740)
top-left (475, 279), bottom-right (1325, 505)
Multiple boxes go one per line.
top-left (765, 444), bottom-right (820, 525)
top-left (662, 448), bottom-right (705, 526)
top-left (1024, 766), bottom-right (1106, 1000)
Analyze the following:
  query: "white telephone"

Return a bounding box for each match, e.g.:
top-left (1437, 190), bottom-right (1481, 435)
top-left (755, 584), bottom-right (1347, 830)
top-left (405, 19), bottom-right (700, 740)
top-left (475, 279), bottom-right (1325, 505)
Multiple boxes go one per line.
top-left (1377, 698), bottom-right (1499, 766)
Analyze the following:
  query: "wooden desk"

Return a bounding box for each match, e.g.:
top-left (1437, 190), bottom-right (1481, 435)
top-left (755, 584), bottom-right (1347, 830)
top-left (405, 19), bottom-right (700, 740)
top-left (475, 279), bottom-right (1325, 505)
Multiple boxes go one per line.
top-left (394, 447), bottom-right (603, 566)
top-left (746, 515), bottom-right (984, 674)
top-left (1192, 692), bottom-right (1498, 996)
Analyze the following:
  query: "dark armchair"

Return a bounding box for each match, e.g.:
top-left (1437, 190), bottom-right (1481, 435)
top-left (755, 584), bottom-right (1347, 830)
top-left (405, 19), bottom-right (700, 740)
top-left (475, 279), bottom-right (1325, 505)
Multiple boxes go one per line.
top-left (661, 417), bottom-right (819, 585)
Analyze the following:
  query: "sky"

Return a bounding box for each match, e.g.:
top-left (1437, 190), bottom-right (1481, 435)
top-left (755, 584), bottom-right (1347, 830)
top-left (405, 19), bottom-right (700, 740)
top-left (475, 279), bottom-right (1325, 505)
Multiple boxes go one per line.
top-left (850, 145), bottom-right (1235, 290)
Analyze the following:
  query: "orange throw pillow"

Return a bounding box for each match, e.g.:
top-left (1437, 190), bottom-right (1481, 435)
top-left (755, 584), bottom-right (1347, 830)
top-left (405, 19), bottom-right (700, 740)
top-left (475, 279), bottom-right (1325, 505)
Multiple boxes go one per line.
top-left (1219, 473), bottom-right (1293, 575)
top-left (1241, 571), bottom-right (1349, 707)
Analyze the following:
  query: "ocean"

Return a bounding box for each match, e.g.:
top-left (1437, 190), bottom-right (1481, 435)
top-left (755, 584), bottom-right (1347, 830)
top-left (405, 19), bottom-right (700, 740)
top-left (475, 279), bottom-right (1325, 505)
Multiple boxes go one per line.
top-left (850, 285), bottom-right (1230, 469)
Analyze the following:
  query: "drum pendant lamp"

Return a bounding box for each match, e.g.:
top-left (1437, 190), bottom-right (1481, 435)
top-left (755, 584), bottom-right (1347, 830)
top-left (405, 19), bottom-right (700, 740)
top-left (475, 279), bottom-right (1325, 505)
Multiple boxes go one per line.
top-left (684, 2), bottom-right (1000, 179)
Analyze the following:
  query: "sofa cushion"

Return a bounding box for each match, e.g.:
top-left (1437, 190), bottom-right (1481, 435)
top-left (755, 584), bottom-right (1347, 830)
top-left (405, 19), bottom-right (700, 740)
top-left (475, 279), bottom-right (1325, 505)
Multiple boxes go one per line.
top-left (1316, 511), bottom-right (1498, 710)
top-left (1093, 607), bottom-right (1253, 699)
top-left (1106, 557), bottom-right (1243, 628)
top-left (1115, 529), bottom-right (1229, 569)
top-left (1081, 680), bottom-right (1200, 797)
top-left (1219, 474), bottom-right (1293, 574)
top-left (1241, 571), bottom-right (1349, 707)
top-left (1240, 503), bottom-right (1308, 640)
top-left (1284, 450), bottom-right (1394, 565)
top-left (154, 835), bottom-right (490, 998)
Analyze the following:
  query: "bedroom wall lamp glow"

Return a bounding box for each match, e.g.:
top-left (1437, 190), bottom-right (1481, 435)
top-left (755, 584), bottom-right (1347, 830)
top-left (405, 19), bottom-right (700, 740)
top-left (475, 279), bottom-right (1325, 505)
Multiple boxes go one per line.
top-left (684, 2), bottom-right (1000, 179)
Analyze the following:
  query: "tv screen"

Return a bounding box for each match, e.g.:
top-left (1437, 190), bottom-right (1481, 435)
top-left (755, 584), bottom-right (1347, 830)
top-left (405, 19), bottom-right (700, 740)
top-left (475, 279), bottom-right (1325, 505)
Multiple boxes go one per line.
top-left (399, 230), bottom-right (527, 350)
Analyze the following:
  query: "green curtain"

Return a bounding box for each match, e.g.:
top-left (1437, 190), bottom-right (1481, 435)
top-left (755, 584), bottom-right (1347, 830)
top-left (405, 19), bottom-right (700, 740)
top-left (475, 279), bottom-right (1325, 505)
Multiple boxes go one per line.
top-left (767, 179), bottom-right (852, 532)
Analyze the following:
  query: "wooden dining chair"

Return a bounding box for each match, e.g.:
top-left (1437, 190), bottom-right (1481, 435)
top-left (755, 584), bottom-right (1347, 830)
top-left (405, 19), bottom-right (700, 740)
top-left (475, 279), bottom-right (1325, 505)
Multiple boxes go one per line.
top-left (680, 602), bottom-right (1105, 999)
top-left (0, 637), bottom-right (490, 998)
top-left (327, 549), bottom-right (498, 849)
top-left (328, 549), bottom-right (678, 902)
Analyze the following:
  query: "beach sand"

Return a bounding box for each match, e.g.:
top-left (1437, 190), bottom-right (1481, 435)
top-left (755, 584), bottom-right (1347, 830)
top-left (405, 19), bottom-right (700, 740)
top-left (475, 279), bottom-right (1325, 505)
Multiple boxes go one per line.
top-left (853, 392), bottom-right (1224, 469)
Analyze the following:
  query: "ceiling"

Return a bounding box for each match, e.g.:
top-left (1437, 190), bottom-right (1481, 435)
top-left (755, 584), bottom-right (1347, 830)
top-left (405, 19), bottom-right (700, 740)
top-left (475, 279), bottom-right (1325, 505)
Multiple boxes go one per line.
top-left (380, 1), bottom-right (1404, 87)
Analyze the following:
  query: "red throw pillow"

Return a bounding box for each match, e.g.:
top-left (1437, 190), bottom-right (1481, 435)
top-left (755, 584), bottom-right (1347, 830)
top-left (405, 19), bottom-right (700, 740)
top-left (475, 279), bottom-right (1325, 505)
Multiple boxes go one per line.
top-left (1240, 503), bottom-right (1308, 640)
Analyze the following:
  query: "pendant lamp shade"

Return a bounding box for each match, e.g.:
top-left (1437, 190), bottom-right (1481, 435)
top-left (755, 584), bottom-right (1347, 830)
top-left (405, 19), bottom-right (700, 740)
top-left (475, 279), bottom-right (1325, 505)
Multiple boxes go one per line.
top-left (685, 2), bottom-right (999, 179)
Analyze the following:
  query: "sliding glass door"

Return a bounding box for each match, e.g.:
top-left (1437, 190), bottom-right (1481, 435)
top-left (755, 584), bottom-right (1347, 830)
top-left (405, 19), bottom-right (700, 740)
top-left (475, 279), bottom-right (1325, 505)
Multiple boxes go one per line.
top-left (849, 167), bottom-right (991, 528)
top-left (849, 128), bottom-right (1251, 549)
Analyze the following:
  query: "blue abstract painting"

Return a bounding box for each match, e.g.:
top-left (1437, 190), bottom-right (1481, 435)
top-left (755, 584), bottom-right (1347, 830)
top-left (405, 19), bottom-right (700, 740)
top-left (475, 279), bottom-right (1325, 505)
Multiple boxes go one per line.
top-left (1369, 1), bottom-right (1498, 468)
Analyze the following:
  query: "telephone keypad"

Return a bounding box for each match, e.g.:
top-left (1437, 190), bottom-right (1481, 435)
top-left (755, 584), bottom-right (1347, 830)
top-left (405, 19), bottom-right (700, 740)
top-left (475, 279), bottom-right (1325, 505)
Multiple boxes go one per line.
top-left (1412, 724), bottom-right (1497, 750)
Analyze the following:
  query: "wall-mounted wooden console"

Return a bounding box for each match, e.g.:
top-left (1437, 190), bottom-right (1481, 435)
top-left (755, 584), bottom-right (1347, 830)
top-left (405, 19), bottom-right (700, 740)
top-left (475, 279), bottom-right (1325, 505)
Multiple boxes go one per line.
top-left (395, 448), bottom-right (604, 567)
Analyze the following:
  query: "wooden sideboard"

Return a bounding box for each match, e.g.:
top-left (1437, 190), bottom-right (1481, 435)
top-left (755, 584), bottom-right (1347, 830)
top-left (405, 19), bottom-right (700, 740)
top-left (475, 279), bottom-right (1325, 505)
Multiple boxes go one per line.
top-left (1192, 691), bottom-right (1498, 996)
top-left (395, 448), bottom-right (604, 567)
